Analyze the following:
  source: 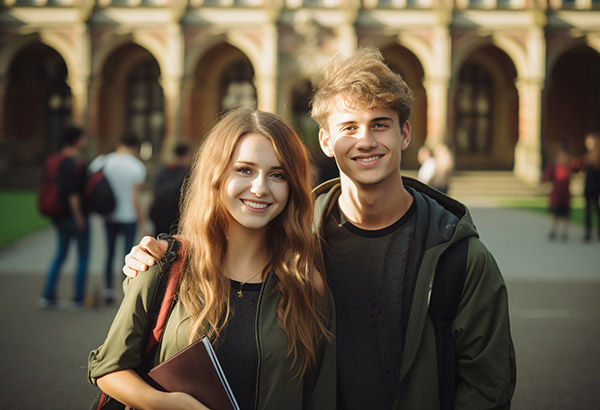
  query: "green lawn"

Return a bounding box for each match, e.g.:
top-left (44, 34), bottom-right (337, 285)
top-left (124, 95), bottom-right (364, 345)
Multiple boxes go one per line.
top-left (498, 195), bottom-right (586, 226)
top-left (0, 190), bottom-right (51, 248)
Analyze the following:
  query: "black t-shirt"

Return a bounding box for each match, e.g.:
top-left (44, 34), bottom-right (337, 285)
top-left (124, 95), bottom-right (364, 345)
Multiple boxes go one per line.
top-left (58, 156), bottom-right (86, 218)
top-left (322, 201), bottom-right (416, 410)
top-left (216, 280), bottom-right (262, 410)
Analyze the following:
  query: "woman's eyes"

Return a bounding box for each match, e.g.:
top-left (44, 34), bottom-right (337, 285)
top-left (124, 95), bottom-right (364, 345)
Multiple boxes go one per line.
top-left (235, 167), bottom-right (285, 180)
top-left (237, 167), bottom-right (252, 175)
top-left (270, 172), bottom-right (285, 180)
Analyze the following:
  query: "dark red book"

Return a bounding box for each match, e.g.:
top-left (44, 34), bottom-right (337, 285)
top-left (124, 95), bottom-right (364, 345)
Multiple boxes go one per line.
top-left (147, 336), bottom-right (240, 410)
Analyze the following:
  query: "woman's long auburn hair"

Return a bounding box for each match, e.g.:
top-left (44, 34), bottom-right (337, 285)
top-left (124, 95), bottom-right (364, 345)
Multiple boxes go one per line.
top-left (177, 108), bottom-right (329, 378)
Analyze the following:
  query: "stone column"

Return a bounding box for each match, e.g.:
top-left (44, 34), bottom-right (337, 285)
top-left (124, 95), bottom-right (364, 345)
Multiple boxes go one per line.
top-left (424, 12), bottom-right (451, 148)
top-left (256, 23), bottom-right (278, 113)
top-left (514, 78), bottom-right (544, 184)
top-left (160, 74), bottom-right (182, 162)
top-left (67, 75), bottom-right (88, 127)
top-left (514, 14), bottom-right (546, 184)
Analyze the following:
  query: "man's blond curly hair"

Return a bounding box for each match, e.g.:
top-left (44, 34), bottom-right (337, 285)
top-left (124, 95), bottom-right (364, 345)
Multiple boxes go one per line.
top-left (310, 47), bottom-right (414, 131)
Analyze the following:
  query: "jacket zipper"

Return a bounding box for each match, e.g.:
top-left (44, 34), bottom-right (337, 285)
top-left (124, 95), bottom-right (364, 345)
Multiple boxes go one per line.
top-left (253, 272), bottom-right (269, 410)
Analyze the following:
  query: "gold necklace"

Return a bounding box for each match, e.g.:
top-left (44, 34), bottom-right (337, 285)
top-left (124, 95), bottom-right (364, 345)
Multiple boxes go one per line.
top-left (236, 266), bottom-right (265, 298)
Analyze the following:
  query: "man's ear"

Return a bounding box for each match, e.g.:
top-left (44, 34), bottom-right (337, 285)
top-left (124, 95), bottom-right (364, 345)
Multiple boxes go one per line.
top-left (319, 128), bottom-right (335, 158)
top-left (401, 121), bottom-right (412, 151)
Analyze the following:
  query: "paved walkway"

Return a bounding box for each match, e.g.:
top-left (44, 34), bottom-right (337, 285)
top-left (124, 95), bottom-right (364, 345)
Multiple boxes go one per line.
top-left (0, 202), bottom-right (599, 409)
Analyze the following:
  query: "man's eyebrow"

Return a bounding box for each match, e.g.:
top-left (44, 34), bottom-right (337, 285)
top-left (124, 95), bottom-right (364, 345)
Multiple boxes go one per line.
top-left (334, 120), bottom-right (357, 128)
top-left (372, 116), bottom-right (395, 123)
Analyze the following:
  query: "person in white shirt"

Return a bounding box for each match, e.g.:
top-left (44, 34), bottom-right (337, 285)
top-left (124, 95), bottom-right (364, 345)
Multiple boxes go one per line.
top-left (90, 133), bottom-right (146, 304)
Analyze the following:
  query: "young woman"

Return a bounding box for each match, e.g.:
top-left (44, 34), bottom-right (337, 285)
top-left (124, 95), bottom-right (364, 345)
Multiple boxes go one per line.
top-left (88, 108), bottom-right (335, 410)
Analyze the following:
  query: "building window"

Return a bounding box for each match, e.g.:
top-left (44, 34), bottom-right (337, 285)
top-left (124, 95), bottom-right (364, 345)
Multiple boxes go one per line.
top-left (220, 61), bottom-right (256, 112)
top-left (126, 60), bottom-right (164, 160)
top-left (455, 62), bottom-right (493, 155)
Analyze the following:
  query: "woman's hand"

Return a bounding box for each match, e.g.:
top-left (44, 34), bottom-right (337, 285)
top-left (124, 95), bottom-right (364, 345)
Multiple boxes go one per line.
top-left (122, 236), bottom-right (168, 278)
top-left (152, 391), bottom-right (211, 410)
top-left (97, 370), bottom-right (210, 410)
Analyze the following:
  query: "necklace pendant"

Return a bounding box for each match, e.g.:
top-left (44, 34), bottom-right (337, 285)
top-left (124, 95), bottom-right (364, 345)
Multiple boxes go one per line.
top-left (237, 288), bottom-right (243, 298)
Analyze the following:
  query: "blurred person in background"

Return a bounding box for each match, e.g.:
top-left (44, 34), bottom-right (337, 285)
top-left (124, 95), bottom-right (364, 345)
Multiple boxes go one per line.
top-left (149, 142), bottom-right (192, 236)
top-left (39, 126), bottom-right (90, 310)
top-left (90, 133), bottom-right (147, 304)
top-left (541, 145), bottom-right (575, 241)
top-left (429, 143), bottom-right (454, 194)
top-left (417, 145), bottom-right (436, 185)
top-left (583, 133), bottom-right (600, 242)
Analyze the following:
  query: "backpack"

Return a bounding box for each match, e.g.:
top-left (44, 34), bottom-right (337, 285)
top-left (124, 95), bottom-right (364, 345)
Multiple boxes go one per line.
top-left (90, 234), bottom-right (185, 410)
top-left (84, 169), bottom-right (116, 215)
top-left (429, 237), bottom-right (469, 410)
top-left (38, 153), bottom-right (67, 217)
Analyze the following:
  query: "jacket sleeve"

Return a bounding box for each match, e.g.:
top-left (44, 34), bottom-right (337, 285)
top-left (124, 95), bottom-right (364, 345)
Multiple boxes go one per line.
top-left (452, 238), bottom-right (516, 410)
top-left (87, 266), bottom-right (161, 384)
top-left (304, 290), bottom-right (337, 410)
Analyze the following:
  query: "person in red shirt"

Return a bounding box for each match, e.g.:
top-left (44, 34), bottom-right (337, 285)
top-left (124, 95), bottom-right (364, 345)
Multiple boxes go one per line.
top-left (542, 146), bottom-right (575, 241)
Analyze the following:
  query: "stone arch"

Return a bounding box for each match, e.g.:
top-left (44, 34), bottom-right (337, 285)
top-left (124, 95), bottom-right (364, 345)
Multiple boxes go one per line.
top-left (452, 35), bottom-right (526, 81)
top-left (544, 43), bottom-right (600, 159)
top-left (451, 43), bottom-right (518, 170)
top-left (92, 33), bottom-right (164, 79)
top-left (94, 42), bottom-right (164, 156)
top-left (183, 42), bottom-right (256, 140)
top-left (184, 32), bottom-right (262, 81)
top-left (3, 41), bottom-right (71, 166)
top-left (380, 44), bottom-right (427, 170)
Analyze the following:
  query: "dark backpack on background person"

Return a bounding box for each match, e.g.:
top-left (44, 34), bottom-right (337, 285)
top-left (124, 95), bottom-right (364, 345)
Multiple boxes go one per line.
top-left (38, 153), bottom-right (67, 217)
top-left (84, 169), bottom-right (116, 215)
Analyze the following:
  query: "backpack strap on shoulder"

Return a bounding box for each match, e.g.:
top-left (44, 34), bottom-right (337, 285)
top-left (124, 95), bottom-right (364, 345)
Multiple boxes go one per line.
top-left (143, 234), bottom-right (186, 357)
top-left (429, 237), bottom-right (469, 410)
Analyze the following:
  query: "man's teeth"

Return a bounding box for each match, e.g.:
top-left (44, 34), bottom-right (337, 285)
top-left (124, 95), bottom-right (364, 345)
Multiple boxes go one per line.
top-left (243, 200), bottom-right (268, 209)
top-left (357, 156), bottom-right (380, 162)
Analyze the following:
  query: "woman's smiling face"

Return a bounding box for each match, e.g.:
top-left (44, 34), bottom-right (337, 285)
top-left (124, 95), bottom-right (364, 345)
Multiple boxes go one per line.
top-left (223, 132), bottom-right (290, 232)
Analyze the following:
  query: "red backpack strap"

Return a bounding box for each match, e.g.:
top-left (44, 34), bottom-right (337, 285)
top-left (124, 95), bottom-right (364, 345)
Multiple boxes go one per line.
top-left (144, 235), bottom-right (187, 355)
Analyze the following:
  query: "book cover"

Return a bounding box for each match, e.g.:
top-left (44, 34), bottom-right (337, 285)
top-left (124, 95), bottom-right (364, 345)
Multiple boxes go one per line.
top-left (147, 336), bottom-right (241, 410)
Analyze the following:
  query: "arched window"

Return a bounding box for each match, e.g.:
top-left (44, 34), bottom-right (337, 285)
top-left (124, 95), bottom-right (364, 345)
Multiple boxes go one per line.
top-left (220, 61), bottom-right (256, 112)
top-left (126, 60), bottom-right (164, 159)
top-left (455, 62), bottom-right (493, 155)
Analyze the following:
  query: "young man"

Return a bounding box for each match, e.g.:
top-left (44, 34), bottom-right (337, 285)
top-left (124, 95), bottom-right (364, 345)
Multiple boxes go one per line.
top-left (90, 133), bottom-right (147, 304)
top-left (40, 127), bottom-right (90, 310)
top-left (122, 48), bottom-right (516, 409)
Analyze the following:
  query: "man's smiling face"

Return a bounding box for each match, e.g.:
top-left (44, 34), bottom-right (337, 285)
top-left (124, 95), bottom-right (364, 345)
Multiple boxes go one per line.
top-left (319, 96), bottom-right (411, 188)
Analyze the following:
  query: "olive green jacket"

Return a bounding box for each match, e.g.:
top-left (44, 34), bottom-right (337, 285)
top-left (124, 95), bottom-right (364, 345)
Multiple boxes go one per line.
top-left (88, 263), bottom-right (336, 410)
top-left (313, 177), bottom-right (516, 410)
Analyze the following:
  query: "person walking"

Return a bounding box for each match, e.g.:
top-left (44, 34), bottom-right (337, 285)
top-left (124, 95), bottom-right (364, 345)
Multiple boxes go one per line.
top-left (541, 146), bottom-right (575, 241)
top-left (124, 48), bottom-right (516, 410)
top-left (149, 142), bottom-right (192, 236)
top-left (583, 133), bottom-right (600, 242)
top-left (88, 109), bottom-right (335, 410)
top-left (417, 145), bottom-right (436, 185)
top-left (429, 143), bottom-right (454, 194)
top-left (39, 126), bottom-right (90, 310)
top-left (90, 133), bottom-right (146, 304)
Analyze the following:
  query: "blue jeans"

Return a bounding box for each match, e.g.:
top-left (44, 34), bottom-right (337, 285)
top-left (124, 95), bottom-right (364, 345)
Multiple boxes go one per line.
top-left (104, 221), bottom-right (137, 291)
top-left (43, 216), bottom-right (90, 303)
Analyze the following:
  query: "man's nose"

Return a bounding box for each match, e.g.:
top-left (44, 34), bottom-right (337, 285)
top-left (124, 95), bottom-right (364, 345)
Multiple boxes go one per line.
top-left (355, 128), bottom-right (377, 149)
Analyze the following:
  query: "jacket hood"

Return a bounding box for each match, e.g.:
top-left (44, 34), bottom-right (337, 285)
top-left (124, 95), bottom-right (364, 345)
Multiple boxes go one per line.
top-left (313, 176), bottom-right (479, 251)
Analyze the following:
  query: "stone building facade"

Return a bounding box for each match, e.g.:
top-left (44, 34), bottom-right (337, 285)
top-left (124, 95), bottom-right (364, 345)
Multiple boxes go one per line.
top-left (0, 0), bottom-right (599, 183)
